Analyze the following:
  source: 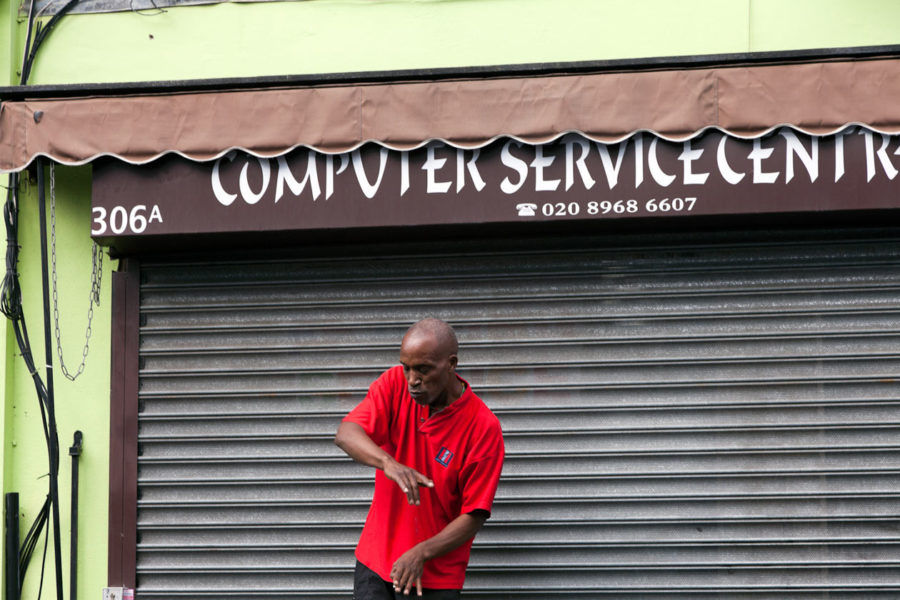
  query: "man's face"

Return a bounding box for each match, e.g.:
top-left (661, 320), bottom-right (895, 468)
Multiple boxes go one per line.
top-left (399, 332), bottom-right (457, 409)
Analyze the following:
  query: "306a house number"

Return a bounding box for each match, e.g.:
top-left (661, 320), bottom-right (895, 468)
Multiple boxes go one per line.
top-left (91, 205), bottom-right (163, 235)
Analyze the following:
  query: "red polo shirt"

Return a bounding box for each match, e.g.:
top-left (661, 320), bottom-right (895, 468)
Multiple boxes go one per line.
top-left (344, 365), bottom-right (505, 589)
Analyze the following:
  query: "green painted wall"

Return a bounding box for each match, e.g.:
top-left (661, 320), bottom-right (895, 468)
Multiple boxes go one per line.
top-left (1, 0), bottom-right (10, 84)
top-left (750, 0), bottom-right (900, 50)
top-left (15, 0), bottom-right (900, 85)
top-left (2, 1), bottom-right (900, 599)
top-left (3, 166), bottom-right (114, 600)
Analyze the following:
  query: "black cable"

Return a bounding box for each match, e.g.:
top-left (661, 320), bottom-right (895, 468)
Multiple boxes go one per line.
top-left (17, 496), bottom-right (50, 589)
top-left (19, 0), bottom-right (37, 86)
top-left (37, 159), bottom-right (65, 600)
top-left (3, 179), bottom-right (52, 450)
top-left (2, 163), bottom-right (56, 600)
top-left (2, 173), bottom-right (58, 599)
top-left (36, 507), bottom-right (50, 600)
top-left (1, 0), bottom-right (82, 594)
top-left (2, 178), bottom-right (23, 319)
top-left (20, 0), bottom-right (81, 84)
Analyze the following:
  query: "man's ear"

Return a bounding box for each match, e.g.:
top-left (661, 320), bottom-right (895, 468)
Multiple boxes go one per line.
top-left (448, 354), bottom-right (458, 372)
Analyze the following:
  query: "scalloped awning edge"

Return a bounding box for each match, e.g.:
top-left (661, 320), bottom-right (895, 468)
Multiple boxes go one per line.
top-left (3, 58), bottom-right (900, 173)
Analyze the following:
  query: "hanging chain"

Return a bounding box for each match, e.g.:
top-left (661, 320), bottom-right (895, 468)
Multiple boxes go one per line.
top-left (50, 163), bottom-right (103, 381)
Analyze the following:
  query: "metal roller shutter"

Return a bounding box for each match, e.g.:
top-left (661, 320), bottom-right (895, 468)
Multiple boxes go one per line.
top-left (135, 228), bottom-right (900, 599)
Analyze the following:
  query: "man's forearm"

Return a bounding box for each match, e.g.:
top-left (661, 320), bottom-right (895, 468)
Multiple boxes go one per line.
top-left (334, 421), bottom-right (391, 469)
top-left (390, 511), bottom-right (488, 593)
top-left (335, 420), bottom-right (433, 505)
top-left (416, 511), bottom-right (487, 561)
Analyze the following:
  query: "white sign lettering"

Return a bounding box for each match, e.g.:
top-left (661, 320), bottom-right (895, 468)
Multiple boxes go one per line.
top-left (207, 127), bottom-right (900, 207)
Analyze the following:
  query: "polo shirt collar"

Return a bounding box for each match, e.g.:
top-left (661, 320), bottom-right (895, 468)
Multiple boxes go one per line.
top-left (418, 374), bottom-right (473, 431)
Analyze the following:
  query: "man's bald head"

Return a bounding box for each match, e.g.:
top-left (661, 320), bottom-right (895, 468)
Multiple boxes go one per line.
top-left (402, 318), bottom-right (459, 357)
top-left (399, 318), bottom-right (463, 410)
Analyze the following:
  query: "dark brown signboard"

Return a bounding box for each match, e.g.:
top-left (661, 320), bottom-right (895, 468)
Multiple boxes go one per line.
top-left (92, 127), bottom-right (900, 240)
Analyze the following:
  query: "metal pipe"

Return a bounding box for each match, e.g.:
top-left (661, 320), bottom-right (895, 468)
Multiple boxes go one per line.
top-left (69, 431), bottom-right (83, 600)
top-left (5, 493), bottom-right (20, 600)
top-left (37, 159), bottom-right (65, 600)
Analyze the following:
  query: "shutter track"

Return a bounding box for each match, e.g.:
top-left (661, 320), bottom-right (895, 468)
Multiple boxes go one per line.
top-left (135, 229), bottom-right (900, 599)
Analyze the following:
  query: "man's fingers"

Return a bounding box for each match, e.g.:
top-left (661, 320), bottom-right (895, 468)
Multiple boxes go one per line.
top-left (406, 478), bottom-right (419, 505)
top-left (391, 563), bottom-right (410, 591)
top-left (390, 552), bottom-right (424, 596)
top-left (386, 462), bottom-right (432, 503)
top-left (399, 573), bottom-right (423, 596)
top-left (406, 473), bottom-right (431, 504)
top-left (392, 574), bottom-right (409, 594)
top-left (395, 474), bottom-right (418, 504)
top-left (401, 574), bottom-right (414, 596)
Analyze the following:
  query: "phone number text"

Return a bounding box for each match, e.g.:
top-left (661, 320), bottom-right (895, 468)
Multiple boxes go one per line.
top-left (533, 197), bottom-right (697, 218)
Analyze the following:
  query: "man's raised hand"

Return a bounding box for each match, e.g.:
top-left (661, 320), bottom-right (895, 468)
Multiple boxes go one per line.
top-left (382, 457), bottom-right (433, 505)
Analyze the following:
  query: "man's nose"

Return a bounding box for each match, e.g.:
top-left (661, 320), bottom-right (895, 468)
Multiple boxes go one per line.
top-left (407, 371), bottom-right (420, 386)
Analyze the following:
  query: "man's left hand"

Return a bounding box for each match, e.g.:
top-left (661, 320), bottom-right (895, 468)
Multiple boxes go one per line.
top-left (391, 547), bottom-right (426, 596)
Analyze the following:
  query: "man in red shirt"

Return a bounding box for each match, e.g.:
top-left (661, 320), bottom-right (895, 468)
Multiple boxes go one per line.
top-left (335, 318), bottom-right (505, 598)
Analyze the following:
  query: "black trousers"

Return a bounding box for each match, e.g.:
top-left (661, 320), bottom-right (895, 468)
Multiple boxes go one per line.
top-left (353, 561), bottom-right (461, 600)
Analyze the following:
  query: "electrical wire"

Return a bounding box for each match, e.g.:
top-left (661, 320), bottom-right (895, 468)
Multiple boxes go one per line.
top-left (1, 0), bottom-right (82, 595)
top-left (17, 496), bottom-right (50, 585)
top-left (20, 0), bottom-right (81, 85)
top-left (19, 0), bottom-right (37, 85)
top-left (3, 174), bottom-right (58, 600)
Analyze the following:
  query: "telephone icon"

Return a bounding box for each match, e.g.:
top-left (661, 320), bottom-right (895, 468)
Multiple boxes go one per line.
top-left (516, 203), bottom-right (538, 217)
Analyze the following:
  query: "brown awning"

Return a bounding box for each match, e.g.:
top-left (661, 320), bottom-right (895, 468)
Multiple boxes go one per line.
top-left (2, 57), bottom-right (900, 173)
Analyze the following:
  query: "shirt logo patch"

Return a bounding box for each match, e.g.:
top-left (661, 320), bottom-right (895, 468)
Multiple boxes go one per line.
top-left (435, 447), bottom-right (454, 467)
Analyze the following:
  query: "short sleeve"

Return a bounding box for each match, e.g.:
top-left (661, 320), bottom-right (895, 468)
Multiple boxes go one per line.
top-left (342, 367), bottom-right (398, 447)
top-left (459, 423), bottom-right (505, 516)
